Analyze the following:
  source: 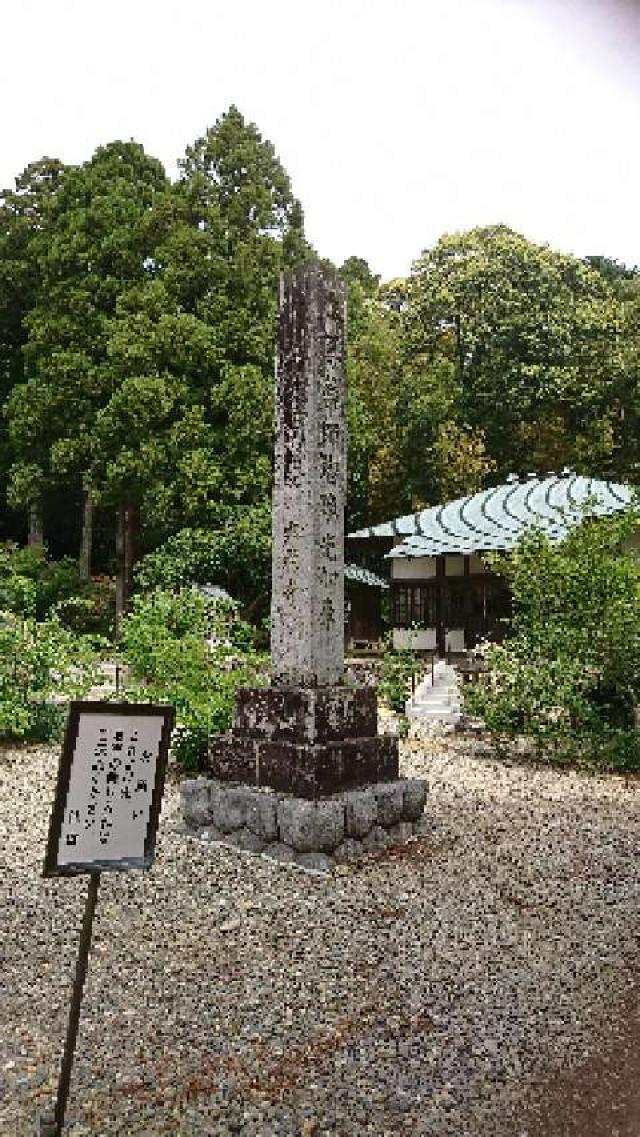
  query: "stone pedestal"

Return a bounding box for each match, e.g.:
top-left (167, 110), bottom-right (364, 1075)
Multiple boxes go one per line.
top-left (180, 775), bottom-right (428, 874)
top-left (188, 265), bottom-right (428, 867)
top-left (207, 685), bottom-right (399, 799)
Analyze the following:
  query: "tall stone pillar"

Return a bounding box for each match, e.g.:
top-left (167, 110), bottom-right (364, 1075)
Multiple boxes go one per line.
top-left (207, 263), bottom-right (399, 799)
top-left (271, 265), bottom-right (345, 687)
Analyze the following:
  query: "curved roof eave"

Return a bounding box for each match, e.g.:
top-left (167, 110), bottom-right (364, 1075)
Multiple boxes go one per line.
top-left (374, 474), bottom-right (636, 559)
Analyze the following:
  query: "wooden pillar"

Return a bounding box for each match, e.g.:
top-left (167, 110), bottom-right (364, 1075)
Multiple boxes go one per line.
top-left (436, 555), bottom-right (445, 657)
top-left (463, 554), bottom-right (470, 648)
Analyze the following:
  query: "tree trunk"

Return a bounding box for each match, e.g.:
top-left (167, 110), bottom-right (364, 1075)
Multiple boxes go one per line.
top-left (79, 492), bottom-right (93, 583)
top-left (124, 502), bottom-right (141, 603)
top-left (28, 501), bottom-right (44, 548)
top-left (115, 504), bottom-right (126, 639)
top-left (454, 312), bottom-right (465, 389)
top-left (115, 501), bottom-right (141, 639)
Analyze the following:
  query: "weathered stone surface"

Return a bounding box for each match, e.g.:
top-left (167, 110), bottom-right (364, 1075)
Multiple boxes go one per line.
top-left (257, 741), bottom-right (333, 798)
top-left (401, 778), bottom-right (429, 821)
top-left (181, 776), bottom-right (424, 871)
top-left (199, 826), bottom-right (224, 843)
top-left (207, 731), bottom-right (400, 798)
top-left (388, 821), bottom-right (414, 844)
top-left (373, 782), bottom-right (404, 827)
top-left (208, 736), bottom-right (257, 784)
top-left (262, 842), bottom-right (298, 864)
top-left (234, 685), bottom-right (377, 744)
top-left (259, 736), bottom-right (399, 799)
top-left (343, 789), bottom-right (377, 838)
top-left (277, 798), bottom-right (344, 852)
top-left (205, 268), bottom-right (416, 810)
top-left (361, 825), bottom-right (393, 854)
top-left (180, 778), bottom-right (212, 826)
top-left (243, 791), bottom-right (278, 841)
top-left (209, 786), bottom-right (257, 832)
top-left (296, 851), bottom-right (335, 874)
top-left (333, 838), bottom-right (363, 864)
top-left (271, 265), bottom-right (346, 688)
top-left (225, 827), bottom-right (266, 853)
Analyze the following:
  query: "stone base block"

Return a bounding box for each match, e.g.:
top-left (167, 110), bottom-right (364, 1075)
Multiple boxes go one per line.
top-left (207, 733), bottom-right (398, 798)
top-left (180, 776), bottom-right (428, 874)
top-left (233, 685), bottom-right (378, 743)
top-left (207, 683), bottom-right (396, 798)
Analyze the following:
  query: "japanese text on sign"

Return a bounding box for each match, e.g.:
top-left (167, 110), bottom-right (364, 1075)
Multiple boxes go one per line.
top-left (57, 713), bottom-right (165, 866)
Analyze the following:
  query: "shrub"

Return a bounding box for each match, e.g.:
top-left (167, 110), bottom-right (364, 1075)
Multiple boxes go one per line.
top-left (117, 588), bottom-right (268, 770)
top-left (0, 572), bottom-right (37, 618)
top-left (466, 508), bottom-right (640, 771)
top-left (0, 543), bottom-right (115, 638)
top-left (0, 542), bottom-right (92, 621)
top-left (134, 502), bottom-right (272, 621)
top-left (378, 633), bottom-right (421, 713)
top-left (51, 577), bottom-right (116, 639)
top-left (0, 611), bottom-right (102, 742)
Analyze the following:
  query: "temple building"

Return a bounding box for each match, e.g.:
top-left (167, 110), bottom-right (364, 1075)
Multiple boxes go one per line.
top-left (348, 473), bottom-right (636, 656)
top-left (344, 563), bottom-right (389, 651)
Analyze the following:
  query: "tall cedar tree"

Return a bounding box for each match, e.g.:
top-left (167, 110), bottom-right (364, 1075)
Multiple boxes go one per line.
top-left (0, 158), bottom-right (67, 543)
top-left (4, 141), bottom-right (167, 604)
top-left (87, 107), bottom-right (308, 627)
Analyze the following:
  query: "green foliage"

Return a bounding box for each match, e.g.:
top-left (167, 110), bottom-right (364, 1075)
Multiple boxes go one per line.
top-left (2, 123), bottom-right (640, 725)
top-left (430, 421), bottom-right (496, 501)
top-left (406, 225), bottom-right (627, 483)
top-left (0, 542), bottom-right (82, 617)
top-left (0, 158), bottom-right (68, 519)
top-left (51, 577), bottom-right (115, 639)
top-left (0, 611), bottom-right (101, 741)
top-left (118, 588), bottom-right (267, 769)
top-left (134, 502), bottom-right (272, 620)
top-left (345, 280), bottom-right (406, 526)
top-left (0, 543), bottom-right (115, 637)
top-left (466, 509), bottom-right (640, 770)
top-left (4, 143), bottom-right (168, 524)
top-left (378, 634), bottom-right (421, 714)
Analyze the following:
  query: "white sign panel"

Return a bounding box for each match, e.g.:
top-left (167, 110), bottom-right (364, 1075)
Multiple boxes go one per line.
top-left (44, 702), bottom-right (174, 876)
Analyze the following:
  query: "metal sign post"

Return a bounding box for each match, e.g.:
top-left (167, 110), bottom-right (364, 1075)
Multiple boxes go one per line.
top-left (39, 873), bottom-right (100, 1137)
top-left (38, 701), bottom-right (174, 1137)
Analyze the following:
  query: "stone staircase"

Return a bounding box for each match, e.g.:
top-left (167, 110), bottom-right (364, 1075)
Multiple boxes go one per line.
top-left (406, 660), bottom-right (461, 725)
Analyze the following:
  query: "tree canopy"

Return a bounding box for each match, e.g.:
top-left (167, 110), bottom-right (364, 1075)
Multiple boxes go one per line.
top-left (0, 113), bottom-right (638, 624)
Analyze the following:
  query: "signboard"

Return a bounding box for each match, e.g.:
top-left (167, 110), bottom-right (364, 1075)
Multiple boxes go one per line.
top-left (39, 701), bottom-right (174, 1135)
top-left (44, 702), bottom-right (174, 877)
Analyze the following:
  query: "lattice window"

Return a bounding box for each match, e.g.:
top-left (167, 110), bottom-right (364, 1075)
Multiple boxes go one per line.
top-left (393, 583), bottom-right (438, 627)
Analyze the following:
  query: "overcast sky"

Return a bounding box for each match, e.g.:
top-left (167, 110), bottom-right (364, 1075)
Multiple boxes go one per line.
top-left (3, 0), bottom-right (639, 280)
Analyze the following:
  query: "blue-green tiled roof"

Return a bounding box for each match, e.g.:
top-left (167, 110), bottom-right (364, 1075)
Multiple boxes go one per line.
top-left (348, 474), bottom-right (636, 558)
top-left (191, 583), bottom-right (237, 604)
top-left (344, 564), bottom-right (389, 589)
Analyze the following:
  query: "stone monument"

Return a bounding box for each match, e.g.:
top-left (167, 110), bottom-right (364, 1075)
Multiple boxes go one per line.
top-left (180, 264), bottom-right (427, 869)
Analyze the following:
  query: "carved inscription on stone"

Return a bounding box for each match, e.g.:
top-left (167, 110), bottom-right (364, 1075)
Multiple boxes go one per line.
top-left (271, 265), bottom-right (346, 687)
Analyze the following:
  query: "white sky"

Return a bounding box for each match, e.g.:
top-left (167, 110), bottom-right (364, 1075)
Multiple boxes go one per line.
top-left (2, 0), bottom-right (639, 280)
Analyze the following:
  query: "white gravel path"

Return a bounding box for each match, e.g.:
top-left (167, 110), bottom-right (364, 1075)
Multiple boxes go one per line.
top-left (0, 738), bottom-right (638, 1136)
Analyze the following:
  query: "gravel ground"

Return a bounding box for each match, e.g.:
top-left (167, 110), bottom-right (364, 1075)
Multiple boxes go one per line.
top-left (1, 736), bottom-right (638, 1136)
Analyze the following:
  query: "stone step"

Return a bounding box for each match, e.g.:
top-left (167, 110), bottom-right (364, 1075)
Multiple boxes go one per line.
top-left (413, 691), bottom-right (459, 700)
top-left (407, 662), bottom-right (462, 724)
top-left (412, 711), bottom-right (460, 724)
top-left (411, 691), bottom-right (461, 700)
